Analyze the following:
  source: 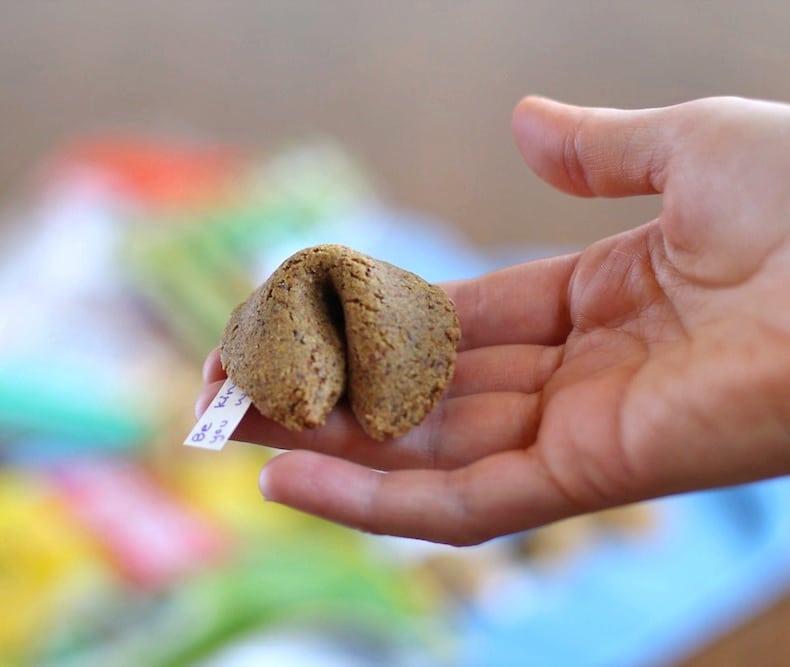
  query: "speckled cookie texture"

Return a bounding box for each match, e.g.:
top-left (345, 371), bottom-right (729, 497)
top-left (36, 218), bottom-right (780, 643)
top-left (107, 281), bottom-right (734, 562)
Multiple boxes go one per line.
top-left (220, 244), bottom-right (460, 441)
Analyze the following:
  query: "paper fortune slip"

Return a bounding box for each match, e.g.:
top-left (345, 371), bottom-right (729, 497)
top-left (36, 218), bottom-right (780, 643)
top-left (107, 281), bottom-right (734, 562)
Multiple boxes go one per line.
top-left (184, 377), bottom-right (252, 450)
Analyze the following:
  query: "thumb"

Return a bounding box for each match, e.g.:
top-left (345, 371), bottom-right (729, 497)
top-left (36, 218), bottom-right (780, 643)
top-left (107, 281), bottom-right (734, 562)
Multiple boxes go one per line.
top-left (513, 96), bottom-right (790, 285)
top-left (511, 96), bottom-right (677, 198)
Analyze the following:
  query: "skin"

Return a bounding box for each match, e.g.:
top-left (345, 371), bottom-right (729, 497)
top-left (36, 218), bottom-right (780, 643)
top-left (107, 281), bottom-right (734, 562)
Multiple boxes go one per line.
top-left (196, 96), bottom-right (790, 546)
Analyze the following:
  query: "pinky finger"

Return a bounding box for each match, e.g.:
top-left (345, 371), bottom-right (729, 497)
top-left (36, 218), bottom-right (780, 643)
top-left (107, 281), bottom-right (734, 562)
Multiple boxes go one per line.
top-left (258, 449), bottom-right (588, 546)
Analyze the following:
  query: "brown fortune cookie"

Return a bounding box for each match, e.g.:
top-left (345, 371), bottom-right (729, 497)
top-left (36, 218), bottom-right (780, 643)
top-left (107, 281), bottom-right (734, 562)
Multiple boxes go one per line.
top-left (220, 244), bottom-right (461, 440)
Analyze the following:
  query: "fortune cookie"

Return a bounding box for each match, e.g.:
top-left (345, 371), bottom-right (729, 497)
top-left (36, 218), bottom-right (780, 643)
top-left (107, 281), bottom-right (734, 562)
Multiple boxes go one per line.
top-left (220, 244), bottom-right (460, 440)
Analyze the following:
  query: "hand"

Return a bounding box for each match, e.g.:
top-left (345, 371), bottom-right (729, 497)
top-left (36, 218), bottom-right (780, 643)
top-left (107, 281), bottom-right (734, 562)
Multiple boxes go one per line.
top-left (197, 96), bottom-right (790, 546)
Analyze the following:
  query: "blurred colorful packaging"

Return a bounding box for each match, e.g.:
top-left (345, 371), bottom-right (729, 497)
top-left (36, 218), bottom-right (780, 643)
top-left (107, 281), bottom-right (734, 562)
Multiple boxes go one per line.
top-left (0, 469), bottom-right (111, 659)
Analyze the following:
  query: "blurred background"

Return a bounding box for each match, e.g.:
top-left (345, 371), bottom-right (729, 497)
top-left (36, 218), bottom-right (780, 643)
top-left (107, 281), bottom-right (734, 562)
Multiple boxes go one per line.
top-left (2, 2), bottom-right (790, 666)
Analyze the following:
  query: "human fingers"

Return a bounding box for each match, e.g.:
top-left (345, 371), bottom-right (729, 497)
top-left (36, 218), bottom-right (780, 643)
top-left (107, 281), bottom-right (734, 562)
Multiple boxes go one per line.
top-left (195, 377), bottom-right (224, 418)
top-left (447, 343), bottom-right (563, 398)
top-left (198, 375), bottom-right (542, 471)
top-left (196, 339), bottom-right (559, 417)
top-left (511, 95), bottom-right (679, 198)
top-left (442, 252), bottom-right (577, 351)
top-left (510, 96), bottom-right (790, 285)
top-left (258, 448), bottom-right (587, 546)
top-left (202, 347), bottom-right (225, 384)
top-left (197, 341), bottom-right (562, 467)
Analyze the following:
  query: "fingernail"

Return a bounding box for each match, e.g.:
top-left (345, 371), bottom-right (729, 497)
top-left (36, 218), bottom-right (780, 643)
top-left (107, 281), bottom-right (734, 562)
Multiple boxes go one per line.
top-left (194, 391), bottom-right (209, 419)
top-left (202, 352), bottom-right (215, 383)
top-left (259, 467), bottom-right (273, 500)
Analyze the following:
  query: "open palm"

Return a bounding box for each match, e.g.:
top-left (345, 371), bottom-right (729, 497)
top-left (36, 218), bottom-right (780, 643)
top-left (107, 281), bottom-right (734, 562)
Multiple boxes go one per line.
top-left (198, 96), bottom-right (790, 545)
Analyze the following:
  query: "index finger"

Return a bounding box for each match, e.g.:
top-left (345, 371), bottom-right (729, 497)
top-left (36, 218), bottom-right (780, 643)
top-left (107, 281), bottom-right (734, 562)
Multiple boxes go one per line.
top-left (442, 252), bottom-right (577, 351)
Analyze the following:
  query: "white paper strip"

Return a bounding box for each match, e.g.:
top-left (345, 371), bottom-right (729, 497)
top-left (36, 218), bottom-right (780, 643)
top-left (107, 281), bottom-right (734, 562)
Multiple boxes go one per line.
top-left (184, 377), bottom-right (252, 450)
